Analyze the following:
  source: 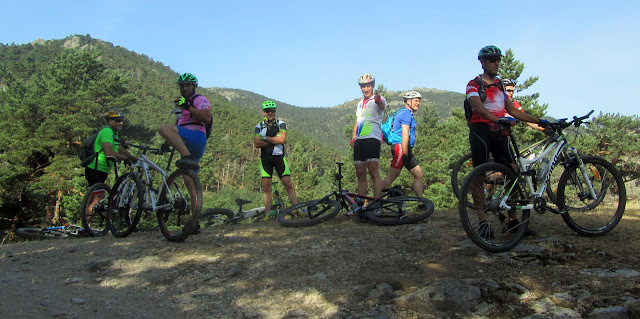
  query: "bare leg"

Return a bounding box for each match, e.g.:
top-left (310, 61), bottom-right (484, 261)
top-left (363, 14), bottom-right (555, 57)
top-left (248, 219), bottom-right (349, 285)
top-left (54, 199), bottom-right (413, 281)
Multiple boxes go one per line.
top-left (280, 175), bottom-right (298, 206)
top-left (262, 178), bottom-right (273, 213)
top-left (367, 160), bottom-right (382, 198)
top-left (355, 162), bottom-right (368, 197)
top-left (409, 165), bottom-right (424, 197)
top-left (382, 167), bottom-right (402, 190)
top-left (158, 125), bottom-right (190, 156)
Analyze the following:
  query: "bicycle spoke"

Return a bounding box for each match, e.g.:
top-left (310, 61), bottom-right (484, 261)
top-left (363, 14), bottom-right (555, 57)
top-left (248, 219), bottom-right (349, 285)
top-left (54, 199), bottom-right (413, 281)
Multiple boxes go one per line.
top-left (157, 169), bottom-right (202, 242)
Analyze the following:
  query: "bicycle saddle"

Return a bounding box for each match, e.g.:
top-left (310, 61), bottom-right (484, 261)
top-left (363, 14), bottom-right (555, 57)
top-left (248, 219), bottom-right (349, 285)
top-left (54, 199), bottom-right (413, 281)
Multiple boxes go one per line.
top-left (235, 198), bottom-right (252, 206)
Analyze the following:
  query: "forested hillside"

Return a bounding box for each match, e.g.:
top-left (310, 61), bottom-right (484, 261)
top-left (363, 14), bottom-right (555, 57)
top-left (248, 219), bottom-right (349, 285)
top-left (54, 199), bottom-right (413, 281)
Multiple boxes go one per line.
top-left (210, 87), bottom-right (464, 152)
top-left (1, 35), bottom-right (638, 230)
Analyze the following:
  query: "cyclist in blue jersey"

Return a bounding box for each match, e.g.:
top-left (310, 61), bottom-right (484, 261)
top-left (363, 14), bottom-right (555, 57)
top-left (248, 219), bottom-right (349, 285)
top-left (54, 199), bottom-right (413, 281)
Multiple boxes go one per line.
top-left (158, 73), bottom-right (211, 170)
top-left (381, 91), bottom-right (424, 200)
top-left (351, 74), bottom-right (387, 202)
top-left (254, 101), bottom-right (299, 214)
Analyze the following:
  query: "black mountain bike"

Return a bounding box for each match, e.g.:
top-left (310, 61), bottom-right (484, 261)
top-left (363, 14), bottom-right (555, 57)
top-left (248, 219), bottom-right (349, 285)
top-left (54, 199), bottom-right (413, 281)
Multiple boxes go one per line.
top-left (278, 162), bottom-right (434, 227)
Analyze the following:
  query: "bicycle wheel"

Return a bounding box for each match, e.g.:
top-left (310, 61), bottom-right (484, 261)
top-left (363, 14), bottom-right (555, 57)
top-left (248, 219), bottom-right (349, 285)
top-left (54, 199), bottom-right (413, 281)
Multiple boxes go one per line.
top-left (15, 228), bottom-right (69, 240)
top-left (157, 169), bottom-right (202, 242)
top-left (458, 163), bottom-right (530, 253)
top-left (557, 156), bottom-right (626, 237)
top-left (278, 198), bottom-right (341, 227)
top-left (200, 208), bottom-right (233, 227)
top-left (451, 152), bottom-right (473, 198)
top-left (108, 173), bottom-right (144, 238)
top-left (81, 183), bottom-right (111, 237)
top-left (365, 196), bottom-right (434, 225)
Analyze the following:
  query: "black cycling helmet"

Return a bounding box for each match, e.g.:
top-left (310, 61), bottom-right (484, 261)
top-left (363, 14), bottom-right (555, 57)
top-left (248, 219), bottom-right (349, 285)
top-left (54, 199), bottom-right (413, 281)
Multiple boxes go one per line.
top-left (478, 45), bottom-right (502, 60)
top-left (105, 108), bottom-right (125, 120)
top-left (177, 73), bottom-right (198, 86)
top-left (502, 78), bottom-right (516, 87)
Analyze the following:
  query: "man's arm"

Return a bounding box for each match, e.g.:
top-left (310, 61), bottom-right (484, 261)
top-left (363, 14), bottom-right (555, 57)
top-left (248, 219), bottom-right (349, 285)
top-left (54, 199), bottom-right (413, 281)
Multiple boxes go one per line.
top-left (401, 124), bottom-right (410, 154)
top-left (103, 142), bottom-right (131, 161)
top-left (265, 131), bottom-right (286, 145)
top-left (185, 107), bottom-right (211, 124)
top-left (504, 100), bottom-right (540, 123)
top-left (468, 96), bottom-right (500, 122)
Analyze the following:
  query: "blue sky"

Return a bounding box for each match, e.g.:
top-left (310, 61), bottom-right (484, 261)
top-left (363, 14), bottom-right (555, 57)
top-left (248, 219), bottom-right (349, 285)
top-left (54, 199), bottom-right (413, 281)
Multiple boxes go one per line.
top-left (2, 1), bottom-right (638, 119)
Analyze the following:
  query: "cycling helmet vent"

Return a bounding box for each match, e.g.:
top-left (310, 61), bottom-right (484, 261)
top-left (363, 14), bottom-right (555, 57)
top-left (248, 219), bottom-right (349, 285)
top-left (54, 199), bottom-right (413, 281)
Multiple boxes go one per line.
top-left (105, 108), bottom-right (125, 119)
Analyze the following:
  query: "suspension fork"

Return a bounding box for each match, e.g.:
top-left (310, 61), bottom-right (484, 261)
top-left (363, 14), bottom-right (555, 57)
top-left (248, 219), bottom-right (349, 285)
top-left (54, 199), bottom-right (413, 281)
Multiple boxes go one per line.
top-left (568, 148), bottom-right (598, 200)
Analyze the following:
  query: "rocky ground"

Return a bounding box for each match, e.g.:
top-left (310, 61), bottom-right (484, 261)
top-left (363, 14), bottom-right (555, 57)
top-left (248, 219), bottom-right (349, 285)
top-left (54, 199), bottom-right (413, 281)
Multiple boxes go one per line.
top-left (1, 206), bottom-right (640, 319)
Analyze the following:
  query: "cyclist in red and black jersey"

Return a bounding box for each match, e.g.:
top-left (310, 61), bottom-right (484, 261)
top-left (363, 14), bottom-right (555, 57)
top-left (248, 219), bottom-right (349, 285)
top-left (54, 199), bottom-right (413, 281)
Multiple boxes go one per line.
top-left (466, 45), bottom-right (549, 236)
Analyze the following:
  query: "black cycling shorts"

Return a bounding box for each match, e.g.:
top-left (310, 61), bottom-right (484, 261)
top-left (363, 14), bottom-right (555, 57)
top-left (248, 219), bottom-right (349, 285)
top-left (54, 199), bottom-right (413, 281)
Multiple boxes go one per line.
top-left (353, 138), bottom-right (381, 163)
top-left (260, 155), bottom-right (291, 179)
top-left (469, 123), bottom-right (515, 168)
top-left (85, 167), bottom-right (108, 187)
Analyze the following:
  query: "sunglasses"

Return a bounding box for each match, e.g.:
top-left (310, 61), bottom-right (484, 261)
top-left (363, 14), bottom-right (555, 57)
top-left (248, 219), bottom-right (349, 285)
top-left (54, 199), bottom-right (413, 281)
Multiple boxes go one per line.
top-left (484, 57), bottom-right (501, 63)
top-left (113, 119), bottom-right (124, 123)
top-left (264, 109), bottom-right (276, 113)
top-left (506, 89), bottom-right (515, 93)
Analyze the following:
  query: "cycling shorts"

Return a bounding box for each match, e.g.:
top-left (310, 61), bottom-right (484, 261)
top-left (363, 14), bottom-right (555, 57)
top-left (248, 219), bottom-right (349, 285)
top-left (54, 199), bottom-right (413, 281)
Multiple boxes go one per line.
top-left (469, 123), bottom-right (515, 168)
top-left (353, 138), bottom-right (381, 164)
top-left (85, 167), bottom-right (108, 187)
top-left (390, 144), bottom-right (419, 170)
top-left (177, 125), bottom-right (207, 163)
top-left (260, 155), bottom-right (291, 179)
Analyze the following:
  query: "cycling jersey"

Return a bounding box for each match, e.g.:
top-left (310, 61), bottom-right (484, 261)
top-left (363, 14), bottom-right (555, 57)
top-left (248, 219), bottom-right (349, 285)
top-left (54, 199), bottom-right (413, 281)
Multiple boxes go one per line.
top-left (355, 96), bottom-right (386, 141)
top-left (255, 119), bottom-right (287, 157)
top-left (177, 93), bottom-right (211, 134)
top-left (391, 108), bottom-right (417, 147)
top-left (87, 127), bottom-right (119, 174)
top-left (465, 78), bottom-right (507, 125)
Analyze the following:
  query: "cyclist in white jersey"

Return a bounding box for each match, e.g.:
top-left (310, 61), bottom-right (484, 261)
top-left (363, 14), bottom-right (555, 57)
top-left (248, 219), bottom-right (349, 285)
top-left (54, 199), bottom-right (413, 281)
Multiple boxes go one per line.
top-left (350, 74), bottom-right (387, 200)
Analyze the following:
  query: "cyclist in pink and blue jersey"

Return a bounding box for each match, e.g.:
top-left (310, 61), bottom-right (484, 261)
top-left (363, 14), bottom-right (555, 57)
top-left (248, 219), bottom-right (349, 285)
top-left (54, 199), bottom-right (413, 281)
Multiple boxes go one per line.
top-left (158, 73), bottom-right (211, 170)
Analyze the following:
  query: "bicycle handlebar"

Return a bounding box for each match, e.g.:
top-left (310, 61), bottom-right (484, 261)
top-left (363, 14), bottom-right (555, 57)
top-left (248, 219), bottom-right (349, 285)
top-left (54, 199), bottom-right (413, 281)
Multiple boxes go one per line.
top-left (115, 138), bottom-right (167, 155)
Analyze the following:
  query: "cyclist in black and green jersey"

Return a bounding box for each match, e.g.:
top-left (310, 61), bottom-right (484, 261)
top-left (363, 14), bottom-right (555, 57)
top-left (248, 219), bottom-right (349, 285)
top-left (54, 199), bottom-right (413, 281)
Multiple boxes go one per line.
top-left (253, 101), bottom-right (299, 214)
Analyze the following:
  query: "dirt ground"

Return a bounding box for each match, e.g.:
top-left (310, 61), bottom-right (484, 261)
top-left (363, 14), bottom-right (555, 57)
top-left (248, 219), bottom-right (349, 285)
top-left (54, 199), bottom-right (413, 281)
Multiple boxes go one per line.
top-left (1, 206), bottom-right (639, 319)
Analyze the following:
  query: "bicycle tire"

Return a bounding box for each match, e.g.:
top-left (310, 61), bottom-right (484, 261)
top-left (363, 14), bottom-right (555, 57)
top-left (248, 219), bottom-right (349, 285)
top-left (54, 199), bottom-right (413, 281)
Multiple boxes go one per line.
top-left (451, 152), bottom-right (473, 199)
top-left (108, 173), bottom-right (144, 238)
top-left (278, 198), bottom-right (341, 227)
top-left (81, 183), bottom-right (111, 237)
top-left (200, 208), bottom-right (234, 227)
top-left (458, 163), bottom-right (530, 253)
top-left (157, 169), bottom-right (202, 242)
top-left (15, 228), bottom-right (69, 240)
top-left (557, 156), bottom-right (626, 237)
top-left (365, 196), bottom-right (434, 225)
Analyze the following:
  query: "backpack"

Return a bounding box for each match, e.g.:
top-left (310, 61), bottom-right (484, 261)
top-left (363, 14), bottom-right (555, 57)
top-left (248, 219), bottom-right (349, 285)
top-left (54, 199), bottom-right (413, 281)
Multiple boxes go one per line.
top-left (463, 76), bottom-right (505, 125)
top-left (177, 93), bottom-right (214, 139)
top-left (381, 109), bottom-right (403, 145)
top-left (78, 128), bottom-right (102, 167)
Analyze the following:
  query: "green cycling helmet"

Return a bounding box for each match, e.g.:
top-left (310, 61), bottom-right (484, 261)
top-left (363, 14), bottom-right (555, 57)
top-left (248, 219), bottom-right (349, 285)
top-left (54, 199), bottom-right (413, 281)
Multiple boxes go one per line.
top-left (478, 45), bottom-right (502, 60)
top-left (177, 73), bottom-right (198, 86)
top-left (262, 100), bottom-right (276, 110)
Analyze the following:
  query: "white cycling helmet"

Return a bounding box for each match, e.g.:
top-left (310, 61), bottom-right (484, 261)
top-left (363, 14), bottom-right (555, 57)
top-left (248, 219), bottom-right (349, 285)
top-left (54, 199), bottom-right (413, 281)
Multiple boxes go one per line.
top-left (358, 74), bottom-right (375, 86)
top-left (402, 90), bottom-right (422, 101)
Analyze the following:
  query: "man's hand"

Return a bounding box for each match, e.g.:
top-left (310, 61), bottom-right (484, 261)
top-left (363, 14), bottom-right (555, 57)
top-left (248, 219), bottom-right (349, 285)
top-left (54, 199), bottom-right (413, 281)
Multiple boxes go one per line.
top-left (497, 117), bottom-right (515, 127)
top-left (350, 138), bottom-right (355, 148)
top-left (374, 90), bottom-right (383, 105)
top-left (538, 119), bottom-right (550, 127)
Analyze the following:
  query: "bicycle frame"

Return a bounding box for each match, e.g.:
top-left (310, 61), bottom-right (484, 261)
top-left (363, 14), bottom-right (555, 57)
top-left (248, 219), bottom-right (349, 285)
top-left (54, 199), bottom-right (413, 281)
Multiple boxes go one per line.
top-left (114, 146), bottom-right (183, 215)
top-left (499, 114), bottom-right (597, 213)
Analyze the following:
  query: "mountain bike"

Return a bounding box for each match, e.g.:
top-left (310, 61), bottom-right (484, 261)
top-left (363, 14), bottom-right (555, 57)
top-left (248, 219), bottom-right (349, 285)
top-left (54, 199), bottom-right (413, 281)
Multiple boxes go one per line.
top-left (451, 146), bottom-right (585, 209)
top-left (200, 182), bottom-right (285, 227)
top-left (15, 224), bottom-right (86, 240)
top-left (278, 162), bottom-right (434, 227)
top-left (107, 142), bottom-right (202, 242)
top-left (80, 158), bottom-right (118, 237)
top-left (458, 111), bottom-right (626, 253)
